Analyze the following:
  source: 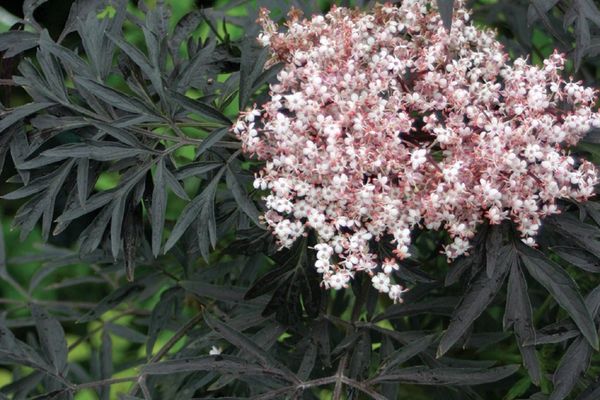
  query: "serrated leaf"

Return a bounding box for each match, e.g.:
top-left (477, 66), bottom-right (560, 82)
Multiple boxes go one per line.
top-left (175, 162), bottom-right (222, 180)
top-left (0, 102), bottom-right (55, 134)
top-left (437, 245), bottom-right (513, 357)
top-left (163, 166), bottom-right (189, 201)
top-left (580, 0), bottom-right (600, 27)
top-left (30, 115), bottom-right (87, 131)
top-left (105, 323), bottom-right (146, 344)
top-left (524, 320), bottom-right (579, 346)
top-left (92, 121), bottom-right (147, 149)
top-left (225, 166), bottom-right (261, 227)
top-left (56, 162), bottom-right (151, 227)
top-left (244, 263), bottom-right (293, 300)
top-left (108, 31), bottom-right (163, 98)
top-left (0, 31), bottom-right (39, 58)
top-left (164, 167), bottom-right (224, 252)
top-left (0, 322), bottom-right (57, 380)
top-left (170, 91), bottom-right (231, 125)
top-left (348, 331), bottom-right (371, 379)
top-left (584, 38), bottom-right (600, 58)
top-left (519, 244), bottom-right (599, 350)
top-left (547, 214), bottom-right (600, 262)
top-left (78, 282), bottom-right (145, 323)
top-left (445, 250), bottom-right (480, 286)
top-left (23, 0), bottom-right (48, 22)
top-left (175, 37), bottom-right (217, 92)
top-left (380, 334), bottom-right (438, 373)
top-left (9, 126), bottom-right (31, 184)
top-left (169, 10), bottom-right (202, 53)
top-left (1, 169), bottom-right (58, 200)
top-left (42, 142), bottom-right (148, 161)
top-left (371, 364), bottom-right (520, 385)
top-left (73, 77), bottom-right (151, 115)
top-left (99, 330), bottom-right (112, 400)
top-left (180, 281), bottom-right (246, 303)
top-left (379, 335), bottom-right (399, 399)
top-left (0, 370), bottom-right (45, 398)
top-left (77, 13), bottom-right (119, 80)
top-left (146, 286), bottom-right (183, 358)
top-left (36, 46), bottom-right (67, 102)
top-left (13, 155), bottom-right (65, 171)
top-left (251, 62), bottom-right (284, 93)
top-left (123, 199), bottom-right (141, 274)
top-left (195, 128), bottom-right (231, 159)
top-left (78, 203), bottom-right (115, 255)
top-left (504, 261), bottom-right (541, 385)
top-left (296, 340), bottom-right (317, 381)
top-left (58, 0), bottom-right (99, 42)
top-left (239, 40), bottom-right (269, 111)
top-left (574, 13), bottom-right (591, 71)
top-left (76, 158), bottom-right (89, 206)
top-left (374, 297), bottom-right (459, 322)
top-left (110, 194), bottom-right (128, 259)
top-left (13, 160), bottom-right (74, 241)
top-left (585, 285), bottom-right (600, 317)
top-left (527, 0), bottom-right (561, 26)
top-left (436, 0), bottom-right (454, 31)
top-left (44, 276), bottom-right (104, 290)
top-left (30, 304), bottom-right (68, 375)
top-left (552, 246), bottom-right (600, 273)
top-left (151, 158), bottom-right (167, 257)
top-left (550, 336), bottom-right (593, 400)
top-left (486, 225), bottom-right (503, 278)
top-left (39, 32), bottom-right (93, 78)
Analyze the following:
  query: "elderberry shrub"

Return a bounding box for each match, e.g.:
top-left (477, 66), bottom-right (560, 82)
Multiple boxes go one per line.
top-left (0, 1), bottom-right (600, 399)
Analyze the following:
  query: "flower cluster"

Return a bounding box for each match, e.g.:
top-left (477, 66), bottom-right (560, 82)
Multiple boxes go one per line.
top-left (233, 0), bottom-right (600, 302)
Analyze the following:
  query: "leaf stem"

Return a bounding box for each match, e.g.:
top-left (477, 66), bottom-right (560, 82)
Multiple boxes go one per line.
top-left (128, 126), bottom-right (241, 149)
top-left (75, 376), bottom-right (138, 390)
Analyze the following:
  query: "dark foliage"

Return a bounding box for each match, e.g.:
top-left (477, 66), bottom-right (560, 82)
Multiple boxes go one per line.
top-left (0, 0), bottom-right (599, 399)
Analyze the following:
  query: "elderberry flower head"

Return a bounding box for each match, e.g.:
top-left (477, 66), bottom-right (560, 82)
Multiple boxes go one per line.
top-left (234, 0), bottom-right (600, 303)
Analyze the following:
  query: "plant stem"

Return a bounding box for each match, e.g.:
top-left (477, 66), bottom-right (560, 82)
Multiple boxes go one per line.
top-left (75, 376), bottom-right (138, 390)
top-left (150, 313), bottom-right (204, 363)
top-left (128, 126), bottom-right (241, 149)
top-left (128, 312), bottom-right (205, 396)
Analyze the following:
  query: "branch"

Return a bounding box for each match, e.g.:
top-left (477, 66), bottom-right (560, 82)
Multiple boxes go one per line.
top-left (340, 376), bottom-right (387, 400)
top-left (75, 376), bottom-right (138, 390)
top-left (129, 312), bottom-right (205, 396)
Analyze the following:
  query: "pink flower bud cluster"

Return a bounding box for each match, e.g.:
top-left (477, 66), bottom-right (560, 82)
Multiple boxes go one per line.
top-left (233, 0), bottom-right (600, 303)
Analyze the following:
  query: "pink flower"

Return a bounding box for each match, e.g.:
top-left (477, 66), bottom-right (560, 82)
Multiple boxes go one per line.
top-left (233, 0), bottom-right (599, 298)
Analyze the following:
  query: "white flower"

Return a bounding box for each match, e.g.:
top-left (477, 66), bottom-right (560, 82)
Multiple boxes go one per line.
top-left (411, 149), bottom-right (428, 169)
top-left (324, 271), bottom-right (352, 290)
top-left (388, 284), bottom-right (408, 303)
top-left (371, 273), bottom-right (391, 293)
top-left (285, 92), bottom-right (305, 111)
top-left (209, 345), bottom-right (222, 355)
top-left (382, 259), bottom-right (399, 274)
